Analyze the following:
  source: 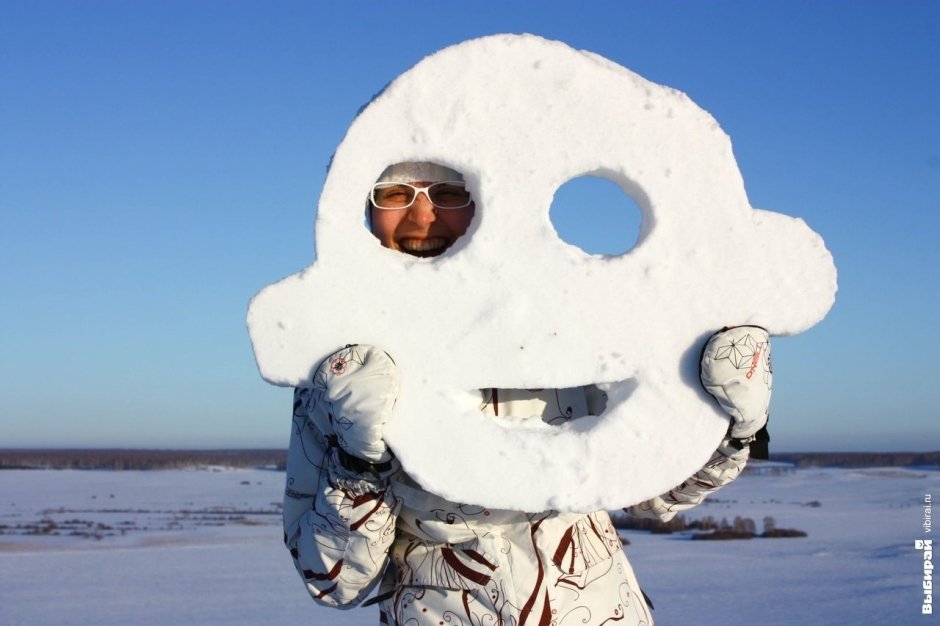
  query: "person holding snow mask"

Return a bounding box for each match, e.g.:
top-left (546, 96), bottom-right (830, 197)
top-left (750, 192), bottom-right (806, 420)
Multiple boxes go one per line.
top-left (283, 161), bottom-right (772, 625)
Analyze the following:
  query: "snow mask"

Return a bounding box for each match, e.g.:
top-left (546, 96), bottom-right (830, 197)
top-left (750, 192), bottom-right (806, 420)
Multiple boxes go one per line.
top-left (248, 34), bottom-right (837, 512)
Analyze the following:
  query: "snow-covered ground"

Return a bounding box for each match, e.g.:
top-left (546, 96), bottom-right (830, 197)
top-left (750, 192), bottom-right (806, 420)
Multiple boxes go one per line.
top-left (0, 465), bottom-right (935, 625)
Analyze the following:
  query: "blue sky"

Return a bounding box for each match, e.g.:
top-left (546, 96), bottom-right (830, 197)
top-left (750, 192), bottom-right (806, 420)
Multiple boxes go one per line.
top-left (1, 0), bottom-right (937, 451)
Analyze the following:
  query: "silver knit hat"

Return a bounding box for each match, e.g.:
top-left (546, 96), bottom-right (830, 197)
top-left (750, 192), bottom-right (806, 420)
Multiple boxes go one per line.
top-left (376, 162), bottom-right (464, 184)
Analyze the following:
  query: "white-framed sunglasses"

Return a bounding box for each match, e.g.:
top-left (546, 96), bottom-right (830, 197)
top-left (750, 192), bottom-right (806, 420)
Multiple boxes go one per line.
top-left (369, 181), bottom-right (473, 210)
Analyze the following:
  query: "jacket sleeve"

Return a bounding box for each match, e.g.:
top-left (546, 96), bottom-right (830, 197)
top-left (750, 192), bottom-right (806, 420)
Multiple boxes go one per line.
top-left (627, 438), bottom-right (749, 522)
top-left (283, 388), bottom-right (400, 608)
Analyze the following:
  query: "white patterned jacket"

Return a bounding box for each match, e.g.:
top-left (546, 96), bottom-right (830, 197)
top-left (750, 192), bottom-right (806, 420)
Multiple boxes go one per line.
top-left (284, 377), bottom-right (749, 626)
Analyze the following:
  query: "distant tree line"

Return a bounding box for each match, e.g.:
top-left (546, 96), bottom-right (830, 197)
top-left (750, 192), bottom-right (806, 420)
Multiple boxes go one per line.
top-left (769, 451), bottom-right (940, 468)
top-left (0, 449), bottom-right (287, 471)
top-left (2, 449), bottom-right (936, 472)
top-left (611, 512), bottom-right (807, 540)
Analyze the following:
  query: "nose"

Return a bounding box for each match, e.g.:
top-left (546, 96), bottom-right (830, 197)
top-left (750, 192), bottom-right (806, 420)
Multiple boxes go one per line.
top-left (406, 190), bottom-right (437, 226)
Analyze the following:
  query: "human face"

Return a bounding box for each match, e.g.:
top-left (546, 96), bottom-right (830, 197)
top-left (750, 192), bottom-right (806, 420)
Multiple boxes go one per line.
top-left (370, 181), bottom-right (475, 257)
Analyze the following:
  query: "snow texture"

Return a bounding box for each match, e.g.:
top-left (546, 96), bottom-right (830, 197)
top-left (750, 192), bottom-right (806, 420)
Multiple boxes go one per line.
top-left (247, 34), bottom-right (837, 512)
top-left (1, 467), bottom-right (932, 626)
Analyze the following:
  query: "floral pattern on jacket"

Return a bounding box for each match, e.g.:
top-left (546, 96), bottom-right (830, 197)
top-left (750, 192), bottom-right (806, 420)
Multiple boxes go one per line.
top-left (284, 384), bottom-right (749, 625)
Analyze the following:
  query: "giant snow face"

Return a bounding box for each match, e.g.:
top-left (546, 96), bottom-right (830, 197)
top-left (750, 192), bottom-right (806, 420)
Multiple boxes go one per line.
top-left (248, 34), bottom-right (836, 512)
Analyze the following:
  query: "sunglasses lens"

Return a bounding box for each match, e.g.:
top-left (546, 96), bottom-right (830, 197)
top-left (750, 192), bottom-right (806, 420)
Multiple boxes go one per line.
top-left (428, 183), bottom-right (471, 208)
top-left (372, 183), bottom-right (416, 209)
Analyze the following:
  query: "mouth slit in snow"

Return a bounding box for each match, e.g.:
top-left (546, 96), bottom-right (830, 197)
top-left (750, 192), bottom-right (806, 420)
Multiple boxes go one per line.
top-left (479, 379), bottom-right (637, 427)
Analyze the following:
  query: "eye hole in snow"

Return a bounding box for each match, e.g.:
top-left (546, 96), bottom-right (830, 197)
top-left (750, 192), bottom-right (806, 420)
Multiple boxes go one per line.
top-left (366, 161), bottom-right (476, 259)
top-left (549, 175), bottom-right (643, 256)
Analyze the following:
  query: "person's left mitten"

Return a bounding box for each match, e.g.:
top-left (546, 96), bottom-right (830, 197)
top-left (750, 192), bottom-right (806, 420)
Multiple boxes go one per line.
top-left (700, 326), bottom-right (772, 458)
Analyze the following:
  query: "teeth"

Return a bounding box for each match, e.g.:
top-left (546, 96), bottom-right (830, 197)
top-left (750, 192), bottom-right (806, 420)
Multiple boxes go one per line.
top-left (400, 238), bottom-right (447, 252)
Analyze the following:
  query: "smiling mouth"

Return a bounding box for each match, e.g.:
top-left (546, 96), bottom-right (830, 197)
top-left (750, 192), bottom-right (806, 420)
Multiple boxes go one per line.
top-left (398, 237), bottom-right (449, 257)
top-left (480, 379), bottom-right (637, 427)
